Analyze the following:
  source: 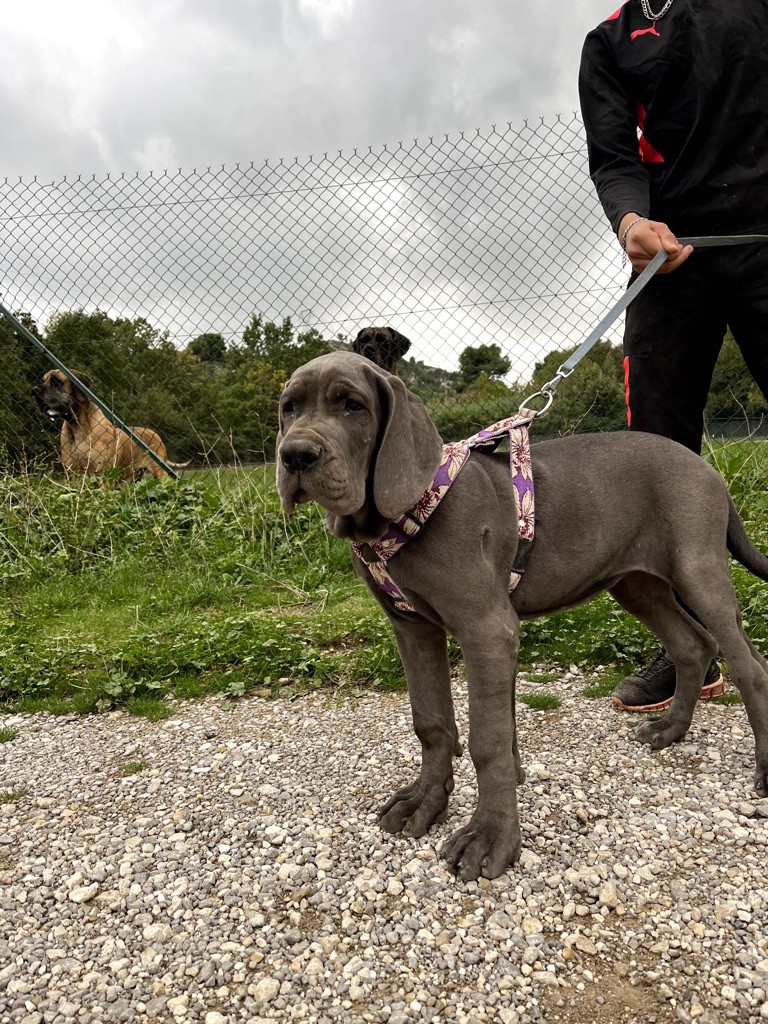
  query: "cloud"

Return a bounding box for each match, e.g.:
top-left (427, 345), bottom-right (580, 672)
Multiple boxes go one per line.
top-left (1, 0), bottom-right (612, 178)
top-left (1, 0), bottom-right (626, 386)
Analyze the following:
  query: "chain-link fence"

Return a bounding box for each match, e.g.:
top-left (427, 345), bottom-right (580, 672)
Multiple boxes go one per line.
top-left (1, 114), bottom-right (763, 471)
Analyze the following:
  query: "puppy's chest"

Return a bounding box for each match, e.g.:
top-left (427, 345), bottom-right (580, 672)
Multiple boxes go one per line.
top-left (354, 420), bottom-right (536, 614)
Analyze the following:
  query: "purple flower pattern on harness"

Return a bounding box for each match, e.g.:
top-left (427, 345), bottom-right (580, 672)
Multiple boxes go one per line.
top-left (353, 412), bottom-right (536, 612)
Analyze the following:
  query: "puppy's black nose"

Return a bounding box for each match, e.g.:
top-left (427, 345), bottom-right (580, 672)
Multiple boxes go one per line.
top-left (280, 440), bottom-right (322, 473)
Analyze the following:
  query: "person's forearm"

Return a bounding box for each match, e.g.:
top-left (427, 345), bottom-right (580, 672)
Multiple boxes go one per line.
top-left (592, 175), bottom-right (651, 236)
top-left (579, 34), bottom-right (651, 234)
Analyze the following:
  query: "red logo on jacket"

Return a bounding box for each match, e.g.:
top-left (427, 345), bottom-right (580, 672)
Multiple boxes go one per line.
top-left (631, 22), bottom-right (661, 40)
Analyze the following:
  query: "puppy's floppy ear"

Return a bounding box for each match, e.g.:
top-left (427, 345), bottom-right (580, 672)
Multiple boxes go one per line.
top-left (372, 371), bottom-right (442, 520)
top-left (275, 386), bottom-right (293, 512)
top-left (71, 370), bottom-right (92, 391)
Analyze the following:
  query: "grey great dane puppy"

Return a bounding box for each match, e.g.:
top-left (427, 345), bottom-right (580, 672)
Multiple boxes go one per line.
top-left (276, 351), bottom-right (768, 880)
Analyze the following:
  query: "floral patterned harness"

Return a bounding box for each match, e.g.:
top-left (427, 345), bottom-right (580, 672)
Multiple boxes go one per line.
top-left (352, 412), bottom-right (536, 613)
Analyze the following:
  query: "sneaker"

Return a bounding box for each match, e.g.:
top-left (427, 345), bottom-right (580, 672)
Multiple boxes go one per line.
top-left (611, 650), bottom-right (725, 712)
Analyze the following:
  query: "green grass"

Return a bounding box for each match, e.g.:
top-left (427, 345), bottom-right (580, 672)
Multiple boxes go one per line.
top-left (0, 786), bottom-right (29, 803)
top-left (518, 692), bottom-right (562, 711)
top-left (0, 727), bottom-right (18, 742)
top-left (1, 438), bottom-right (767, 717)
top-left (0, 468), bottom-right (402, 715)
top-left (582, 669), bottom-right (626, 699)
top-left (525, 670), bottom-right (559, 684)
top-left (124, 696), bottom-right (173, 720)
top-left (711, 692), bottom-right (744, 706)
top-left (120, 760), bottom-right (148, 776)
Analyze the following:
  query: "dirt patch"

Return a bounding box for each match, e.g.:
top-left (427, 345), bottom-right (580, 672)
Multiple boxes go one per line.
top-left (541, 968), bottom-right (678, 1024)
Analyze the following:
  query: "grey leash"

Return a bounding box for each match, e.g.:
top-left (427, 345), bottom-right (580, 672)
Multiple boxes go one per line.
top-left (521, 233), bottom-right (768, 417)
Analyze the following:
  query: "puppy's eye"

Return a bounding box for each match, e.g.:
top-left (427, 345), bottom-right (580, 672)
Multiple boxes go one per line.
top-left (344, 398), bottom-right (365, 413)
top-left (51, 378), bottom-right (61, 388)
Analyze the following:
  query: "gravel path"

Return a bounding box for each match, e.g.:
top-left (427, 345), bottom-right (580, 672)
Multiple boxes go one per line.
top-left (1, 673), bottom-right (768, 1024)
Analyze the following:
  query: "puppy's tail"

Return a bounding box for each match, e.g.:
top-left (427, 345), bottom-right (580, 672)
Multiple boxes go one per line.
top-left (727, 496), bottom-right (768, 582)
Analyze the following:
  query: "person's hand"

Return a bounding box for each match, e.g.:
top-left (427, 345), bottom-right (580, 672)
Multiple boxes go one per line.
top-left (618, 213), bottom-right (693, 274)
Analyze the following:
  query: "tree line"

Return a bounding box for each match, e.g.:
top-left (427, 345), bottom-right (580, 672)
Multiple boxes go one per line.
top-left (0, 309), bottom-right (763, 469)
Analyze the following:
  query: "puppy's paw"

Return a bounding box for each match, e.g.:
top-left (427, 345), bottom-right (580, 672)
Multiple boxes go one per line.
top-left (441, 813), bottom-right (521, 881)
top-left (632, 716), bottom-right (689, 750)
top-left (379, 779), bottom-right (451, 839)
top-left (755, 763), bottom-right (768, 799)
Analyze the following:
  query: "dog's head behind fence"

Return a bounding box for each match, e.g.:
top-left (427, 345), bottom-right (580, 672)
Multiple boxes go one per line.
top-left (35, 369), bottom-right (92, 423)
top-left (352, 326), bottom-right (412, 375)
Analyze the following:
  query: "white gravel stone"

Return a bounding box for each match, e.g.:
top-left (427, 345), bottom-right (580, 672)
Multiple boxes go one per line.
top-left (1, 682), bottom-right (766, 1024)
top-left (251, 977), bottom-right (280, 1004)
top-left (598, 880), bottom-right (619, 909)
top-left (68, 883), bottom-right (99, 904)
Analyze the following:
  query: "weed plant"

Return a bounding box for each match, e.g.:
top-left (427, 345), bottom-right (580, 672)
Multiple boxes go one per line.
top-left (0, 786), bottom-right (29, 803)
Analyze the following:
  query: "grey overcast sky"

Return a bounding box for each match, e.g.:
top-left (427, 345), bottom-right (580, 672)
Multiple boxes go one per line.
top-left (3, 0), bottom-right (613, 179)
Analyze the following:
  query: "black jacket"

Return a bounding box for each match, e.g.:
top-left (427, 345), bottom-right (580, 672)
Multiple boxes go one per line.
top-left (579, 0), bottom-right (768, 237)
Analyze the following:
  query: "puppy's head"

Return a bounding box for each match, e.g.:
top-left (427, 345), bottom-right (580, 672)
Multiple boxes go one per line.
top-left (352, 326), bottom-right (412, 375)
top-left (276, 351), bottom-right (441, 541)
top-left (35, 369), bottom-right (92, 423)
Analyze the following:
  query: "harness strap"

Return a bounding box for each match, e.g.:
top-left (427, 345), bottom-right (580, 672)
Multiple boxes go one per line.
top-left (354, 412), bottom-right (536, 613)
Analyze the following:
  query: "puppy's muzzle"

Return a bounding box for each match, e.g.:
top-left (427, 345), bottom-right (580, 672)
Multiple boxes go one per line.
top-left (279, 438), bottom-right (324, 474)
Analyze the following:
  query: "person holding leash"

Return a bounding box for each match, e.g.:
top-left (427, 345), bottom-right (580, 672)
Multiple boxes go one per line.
top-left (579, 0), bottom-right (768, 711)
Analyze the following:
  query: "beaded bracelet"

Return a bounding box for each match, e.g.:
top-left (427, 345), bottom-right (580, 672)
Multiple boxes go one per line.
top-left (620, 216), bottom-right (648, 251)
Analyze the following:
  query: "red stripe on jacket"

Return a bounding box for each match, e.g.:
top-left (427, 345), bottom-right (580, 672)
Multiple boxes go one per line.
top-left (636, 102), bottom-right (665, 163)
top-left (605, 2), bottom-right (629, 21)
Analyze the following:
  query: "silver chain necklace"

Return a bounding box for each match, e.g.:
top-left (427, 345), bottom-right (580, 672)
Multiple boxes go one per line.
top-left (640, 0), bottom-right (675, 20)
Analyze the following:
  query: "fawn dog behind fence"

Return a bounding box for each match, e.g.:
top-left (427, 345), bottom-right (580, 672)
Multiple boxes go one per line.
top-left (35, 368), bottom-right (173, 481)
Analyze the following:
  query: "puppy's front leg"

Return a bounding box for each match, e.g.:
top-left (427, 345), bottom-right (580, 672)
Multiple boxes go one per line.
top-left (442, 610), bottom-right (522, 880)
top-left (379, 618), bottom-right (461, 839)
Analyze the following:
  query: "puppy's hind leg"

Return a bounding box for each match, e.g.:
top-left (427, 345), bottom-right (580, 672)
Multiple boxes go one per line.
top-left (610, 573), bottom-right (718, 750)
top-left (508, 656), bottom-right (526, 786)
top-left (674, 565), bottom-right (768, 798)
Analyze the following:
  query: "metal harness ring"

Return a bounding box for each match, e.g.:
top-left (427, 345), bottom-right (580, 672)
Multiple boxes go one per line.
top-left (519, 387), bottom-right (555, 418)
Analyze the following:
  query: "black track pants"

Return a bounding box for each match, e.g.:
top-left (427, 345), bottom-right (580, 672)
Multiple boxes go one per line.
top-left (623, 239), bottom-right (768, 453)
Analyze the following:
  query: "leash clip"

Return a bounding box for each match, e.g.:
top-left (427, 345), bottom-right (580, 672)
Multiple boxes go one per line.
top-left (519, 365), bottom-right (572, 419)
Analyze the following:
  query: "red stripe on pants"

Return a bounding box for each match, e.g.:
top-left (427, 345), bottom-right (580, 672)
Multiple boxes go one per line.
top-left (623, 355), bottom-right (632, 427)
